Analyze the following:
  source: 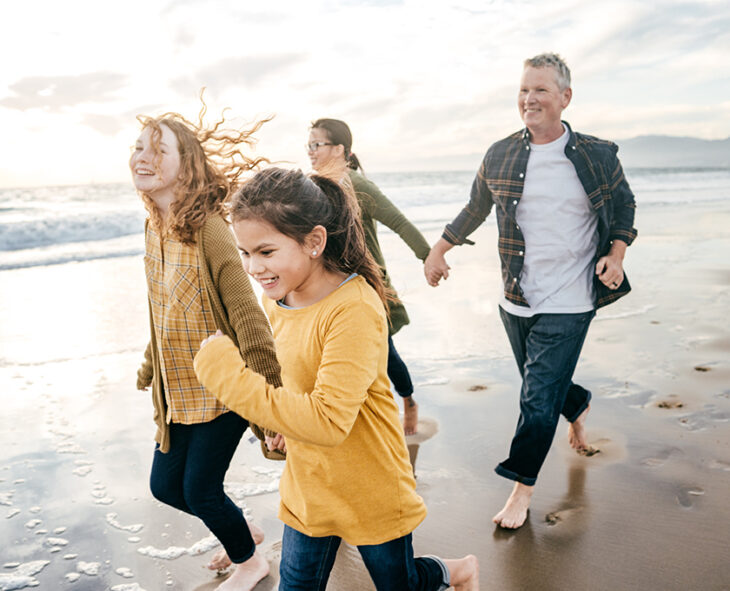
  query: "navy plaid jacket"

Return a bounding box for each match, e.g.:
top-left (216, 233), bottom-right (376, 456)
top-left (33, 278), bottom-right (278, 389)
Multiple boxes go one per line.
top-left (443, 121), bottom-right (637, 309)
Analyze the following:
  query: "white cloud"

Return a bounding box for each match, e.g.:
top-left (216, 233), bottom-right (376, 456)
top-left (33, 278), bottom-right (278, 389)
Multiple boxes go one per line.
top-left (0, 0), bottom-right (728, 186)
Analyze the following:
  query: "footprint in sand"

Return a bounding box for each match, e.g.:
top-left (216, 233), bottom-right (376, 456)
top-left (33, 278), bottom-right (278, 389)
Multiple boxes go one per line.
top-left (640, 446), bottom-right (682, 468)
top-left (656, 395), bottom-right (685, 409)
top-left (544, 507), bottom-right (585, 530)
top-left (467, 384), bottom-right (488, 392)
top-left (693, 365), bottom-right (712, 372)
top-left (676, 486), bottom-right (705, 508)
top-left (708, 459), bottom-right (730, 472)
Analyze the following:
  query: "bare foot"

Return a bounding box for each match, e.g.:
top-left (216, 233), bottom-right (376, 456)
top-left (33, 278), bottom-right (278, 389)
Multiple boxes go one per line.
top-left (403, 396), bottom-right (419, 435)
top-left (568, 405), bottom-right (590, 451)
top-left (443, 554), bottom-right (479, 590)
top-left (207, 521), bottom-right (265, 570)
top-left (493, 482), bottom-right (534, 529)
top-left (216, 550), bottom-right (269, 590)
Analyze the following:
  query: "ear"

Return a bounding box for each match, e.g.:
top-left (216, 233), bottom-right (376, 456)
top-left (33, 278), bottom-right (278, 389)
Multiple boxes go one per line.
top-left (305, 225), bottom-right (328, 257)
top-left (333, 144), bottom-right (346, 159)
top-left (562, 87), bottom-right (572, 109)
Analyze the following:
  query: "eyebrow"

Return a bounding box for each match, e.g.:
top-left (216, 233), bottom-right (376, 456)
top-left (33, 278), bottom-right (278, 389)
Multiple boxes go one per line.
top-left (237, 243), bottom-right (276, 253)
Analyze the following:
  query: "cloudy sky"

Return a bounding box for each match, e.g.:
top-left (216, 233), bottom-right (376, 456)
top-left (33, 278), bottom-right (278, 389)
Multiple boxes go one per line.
top-left (1, 0), bottom-right (728, 187)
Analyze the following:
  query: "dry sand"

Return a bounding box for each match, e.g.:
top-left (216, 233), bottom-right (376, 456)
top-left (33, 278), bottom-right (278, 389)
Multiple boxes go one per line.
top-left (1, 199), bottom-right (729, 590)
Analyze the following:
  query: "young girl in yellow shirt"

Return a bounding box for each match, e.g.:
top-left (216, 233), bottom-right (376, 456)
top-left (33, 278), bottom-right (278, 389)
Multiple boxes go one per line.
top-left (194, 167), bottom-right (478, 590)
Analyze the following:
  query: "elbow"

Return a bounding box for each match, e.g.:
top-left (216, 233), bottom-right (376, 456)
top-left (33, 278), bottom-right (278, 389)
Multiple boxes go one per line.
top-left (306, 424), bottom-right (351, 447)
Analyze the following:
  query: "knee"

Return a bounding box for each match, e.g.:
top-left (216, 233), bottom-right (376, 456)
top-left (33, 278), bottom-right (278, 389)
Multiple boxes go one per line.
top-left (182, 484), bottom-right (224, 517)
top-left (149, 475), bottom-right (183, 508)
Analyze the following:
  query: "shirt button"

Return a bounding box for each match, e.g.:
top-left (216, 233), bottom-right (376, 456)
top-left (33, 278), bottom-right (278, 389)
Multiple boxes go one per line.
top-left (519, 173), bottom-right (524, 178)
top-left (572, 146), bottom-right (576, 150)
top-left (516, 225), bottom-right (520, 230)
top-left (512, 278), bottom-right (517, 282)
top-left (519, 250), bottom-right (524, 255)
top-left (526, 146), bottom-right (530, 150)
top-left (513, 200), bottom-right (518, 205)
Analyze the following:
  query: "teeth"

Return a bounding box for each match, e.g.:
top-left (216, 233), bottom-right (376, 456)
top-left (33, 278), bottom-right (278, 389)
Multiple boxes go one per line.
top-left (260, 278), bottom-right (277, 286)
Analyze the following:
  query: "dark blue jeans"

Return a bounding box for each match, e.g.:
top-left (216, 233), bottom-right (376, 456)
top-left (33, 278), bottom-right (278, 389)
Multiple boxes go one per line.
top-left (497, 307), bottom-right (595, 486)
top-left (388, 335), bottom-right (414, 398)
top-left (149, 411), bottom-right (255, 563)
top-left (279, 526), bottom-right (449, 591)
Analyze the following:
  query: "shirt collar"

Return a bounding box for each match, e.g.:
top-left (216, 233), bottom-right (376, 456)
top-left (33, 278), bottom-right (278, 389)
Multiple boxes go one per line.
top-left (521, 120), bottom-right (577, 148)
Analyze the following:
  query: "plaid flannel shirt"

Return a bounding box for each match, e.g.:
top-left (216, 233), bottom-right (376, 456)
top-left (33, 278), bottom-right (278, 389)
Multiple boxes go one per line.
top-left (443, 121), bottom-right (637, 309)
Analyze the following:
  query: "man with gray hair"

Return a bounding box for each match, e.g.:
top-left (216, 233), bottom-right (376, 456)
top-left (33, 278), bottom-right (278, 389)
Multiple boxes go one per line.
top-left (424, 53), bottom-right (637, 528)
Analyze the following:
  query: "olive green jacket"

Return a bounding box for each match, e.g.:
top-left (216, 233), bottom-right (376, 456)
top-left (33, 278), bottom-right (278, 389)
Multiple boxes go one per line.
top-left (349, 169), bottom-right (430, 335)
top-left (136, 215), bottom-right (283, 455)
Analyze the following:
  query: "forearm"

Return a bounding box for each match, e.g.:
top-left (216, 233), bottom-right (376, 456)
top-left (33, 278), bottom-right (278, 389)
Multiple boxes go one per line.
top-left (194, 337), bottom-right (362, 447)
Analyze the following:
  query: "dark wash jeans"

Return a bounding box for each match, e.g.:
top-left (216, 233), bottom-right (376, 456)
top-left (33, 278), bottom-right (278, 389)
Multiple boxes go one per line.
top-left (388, 335), bottom-right (414, 398)
top-left (149, 411), bottom-right (255, 563)
top-left (497, 307), bottom-right (595, 486)
top-left (279, 526), bottom-right (449, 591)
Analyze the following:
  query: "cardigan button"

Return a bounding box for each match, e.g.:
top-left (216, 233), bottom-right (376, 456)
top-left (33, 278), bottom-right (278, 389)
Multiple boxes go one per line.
top-left (519, 173), bottom-right (524, 178)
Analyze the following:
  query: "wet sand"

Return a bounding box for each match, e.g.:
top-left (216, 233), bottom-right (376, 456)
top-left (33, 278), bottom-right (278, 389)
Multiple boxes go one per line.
top-left (1, 199), bottom-right (729, 590)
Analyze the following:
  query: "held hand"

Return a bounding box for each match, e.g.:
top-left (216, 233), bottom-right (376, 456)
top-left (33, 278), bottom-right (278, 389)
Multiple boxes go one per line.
top-left (265, 433), bottom-right (287, 453)
top-left (596, 240), bottom-right (627, 290)
top-left (424, 250), bottom-right (450, 287)
top-left (200, 329), bottom-right (224, 349)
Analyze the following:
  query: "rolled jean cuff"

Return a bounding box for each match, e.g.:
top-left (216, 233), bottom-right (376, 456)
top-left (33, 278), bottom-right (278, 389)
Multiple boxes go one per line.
top-left (495, 463), bottom-right (537, 487)
top-left (421, 555), bottom-right (450, 591)
top-left (566, 392), bottom-right (591, 423)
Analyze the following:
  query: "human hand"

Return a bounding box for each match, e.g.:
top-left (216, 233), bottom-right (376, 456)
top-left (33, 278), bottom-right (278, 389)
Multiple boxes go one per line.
top-left (200, 329), bottom-right (225, 349)
top-left (424, 239), bottom-right (452, 287)
top-left (265, 433), bottom-right (287, 453)
top-left (596, 240), bottom-right (627, 290)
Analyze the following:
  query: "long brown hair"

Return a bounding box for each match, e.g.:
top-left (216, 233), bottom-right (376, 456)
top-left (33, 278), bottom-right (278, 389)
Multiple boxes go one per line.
top-left (135, 95), bottom-right (271, 244)
top-left (229, 167), bottom-right (389, 308)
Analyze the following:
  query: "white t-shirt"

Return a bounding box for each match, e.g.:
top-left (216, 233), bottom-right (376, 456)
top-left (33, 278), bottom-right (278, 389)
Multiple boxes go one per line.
top-left (501, 126), bottom-right (598, 317)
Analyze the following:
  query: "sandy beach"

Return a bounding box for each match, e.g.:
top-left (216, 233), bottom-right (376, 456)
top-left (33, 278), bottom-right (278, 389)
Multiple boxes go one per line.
top-left (1, 194), bottom-right (729, 590)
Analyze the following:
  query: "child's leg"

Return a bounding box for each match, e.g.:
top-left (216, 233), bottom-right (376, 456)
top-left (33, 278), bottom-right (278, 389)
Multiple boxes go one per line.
top-left (149, 425), bottom-right (193, 514)
top-left (358, 534), bottom-right (479, 590)
top-left (179, 413), bottom-right (257, 565)
top-left (387, 335), bottom-right (419, 435)
top-left (278, 525), bottom-right (341, 591)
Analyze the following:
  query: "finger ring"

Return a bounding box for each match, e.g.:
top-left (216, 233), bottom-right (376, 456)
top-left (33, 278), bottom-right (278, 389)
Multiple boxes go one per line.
top-left (611, 282), bottom-right (618, 287)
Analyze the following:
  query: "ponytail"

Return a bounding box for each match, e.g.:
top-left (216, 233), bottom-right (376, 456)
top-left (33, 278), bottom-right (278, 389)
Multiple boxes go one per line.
top-left (229, 167), bottom-right (390, 309)
top-left (346, 152), bottom-right (362, 172)
top-left (309, 174), bottom-right (385, 304)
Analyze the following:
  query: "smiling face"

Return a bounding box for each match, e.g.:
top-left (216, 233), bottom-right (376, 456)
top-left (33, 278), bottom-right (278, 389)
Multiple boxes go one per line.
top-left (518, 65), bottom-right (572, 144)
top-left (307, 127), bottom-right (343, 171)
top-left (129, 123), bottom-right (181, 202)
top-left (232, 217), bottom-right (321, 305)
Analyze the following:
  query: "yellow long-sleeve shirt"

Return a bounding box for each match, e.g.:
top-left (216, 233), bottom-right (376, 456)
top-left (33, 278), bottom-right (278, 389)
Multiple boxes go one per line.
top-left (194, 275), bottom-right (427, 545)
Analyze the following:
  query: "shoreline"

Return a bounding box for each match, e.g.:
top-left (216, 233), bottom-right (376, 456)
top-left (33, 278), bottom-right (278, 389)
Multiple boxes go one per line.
top-left (1, 198), bottom-right (729, 590)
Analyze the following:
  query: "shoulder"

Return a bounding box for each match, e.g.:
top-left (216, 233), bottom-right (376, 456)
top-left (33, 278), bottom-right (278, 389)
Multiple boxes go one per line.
top-left (328, 276), bottom-right (386, 323)
top-left (348, 169), bottom-right (380, 196)
top-left (199, 215), bottom-right (235, 250)
top-left (485, 130), bottom-right (525, 161)
top-left (574, 131), bottom-right (619, 159)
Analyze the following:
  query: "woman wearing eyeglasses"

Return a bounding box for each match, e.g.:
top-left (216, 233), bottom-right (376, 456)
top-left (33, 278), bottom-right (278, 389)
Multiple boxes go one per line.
top-left (307, 118), bottom-right (430, 436)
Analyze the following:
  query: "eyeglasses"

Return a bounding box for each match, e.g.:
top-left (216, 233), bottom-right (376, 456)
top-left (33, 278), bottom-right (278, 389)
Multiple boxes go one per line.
top-left (305, 141), bottom-right (333, 152)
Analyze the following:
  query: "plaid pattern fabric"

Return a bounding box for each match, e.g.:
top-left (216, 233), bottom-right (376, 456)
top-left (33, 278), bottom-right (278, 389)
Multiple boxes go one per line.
top-left (444, 121), bottom-right (637, 309)
top-left (145, 225), bottom-right (226, 424)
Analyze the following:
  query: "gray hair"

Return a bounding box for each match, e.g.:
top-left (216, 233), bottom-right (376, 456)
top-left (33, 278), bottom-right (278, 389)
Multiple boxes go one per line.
top-left (524, 53), bottom-right (571, 91)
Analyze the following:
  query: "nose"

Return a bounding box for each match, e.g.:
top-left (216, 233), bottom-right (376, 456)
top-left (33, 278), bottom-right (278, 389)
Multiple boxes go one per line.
top-left (246, 255), bottom-right (265, 276)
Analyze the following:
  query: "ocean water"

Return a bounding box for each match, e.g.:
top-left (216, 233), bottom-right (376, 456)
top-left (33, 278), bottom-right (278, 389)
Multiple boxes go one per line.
top-left (1, 167), bottom-right (729, 272)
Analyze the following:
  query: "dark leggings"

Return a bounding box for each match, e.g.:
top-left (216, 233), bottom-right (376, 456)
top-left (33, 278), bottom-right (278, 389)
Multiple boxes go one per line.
top-left (149, 411), bottom-right (255, 563)
top-left (387, 335), bottom-right (414, 398)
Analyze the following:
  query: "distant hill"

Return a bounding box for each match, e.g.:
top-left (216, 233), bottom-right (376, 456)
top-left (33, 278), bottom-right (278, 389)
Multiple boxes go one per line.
top-left (614, 135), bottom-right (730, 168)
